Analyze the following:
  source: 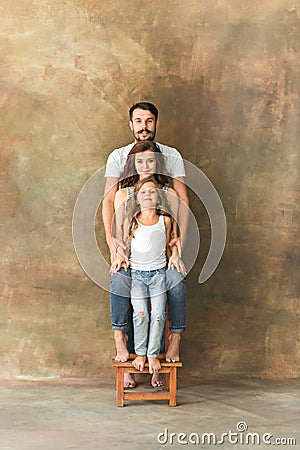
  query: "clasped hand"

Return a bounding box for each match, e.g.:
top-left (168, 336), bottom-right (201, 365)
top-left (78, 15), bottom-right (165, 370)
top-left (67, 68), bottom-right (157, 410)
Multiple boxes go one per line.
top-left (168, 254), bottom-right (187, 275)
top-left (110, 245), bottom-right (129, 274)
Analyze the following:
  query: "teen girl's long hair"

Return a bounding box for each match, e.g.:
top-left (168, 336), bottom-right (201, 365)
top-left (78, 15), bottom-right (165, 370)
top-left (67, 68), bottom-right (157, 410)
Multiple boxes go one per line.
top-left (119, 141), bottom-right (171, 188)
top-left (126, 176), bottom-right (172, 245)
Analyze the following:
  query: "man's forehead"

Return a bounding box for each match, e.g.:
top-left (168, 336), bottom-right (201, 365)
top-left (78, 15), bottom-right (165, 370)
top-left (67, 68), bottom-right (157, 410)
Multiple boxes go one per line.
top-left (131, 109), bottom-right (156, 120)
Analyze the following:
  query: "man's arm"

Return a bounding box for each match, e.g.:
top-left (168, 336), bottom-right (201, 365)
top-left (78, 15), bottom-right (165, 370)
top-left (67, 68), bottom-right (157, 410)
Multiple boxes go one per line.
top-left (164, 216), bottom-right (172, 260)
top-left (172, 176), bottom-right (190, 249)
top-left (102, 176), bottom-right (118, 263)
top-left (108, 188), bottom-right (130, 273)
top-left (113, 189), bottom-right (130, 264)
top-left (113, 189), bottom-right (126, 247)
top-left (165, 215), bottom-right (187, 275)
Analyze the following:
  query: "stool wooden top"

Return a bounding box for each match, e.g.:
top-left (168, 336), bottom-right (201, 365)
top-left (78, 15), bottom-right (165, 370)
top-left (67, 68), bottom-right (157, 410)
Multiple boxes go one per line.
top-left (112, 359), bottom-right (182, 368)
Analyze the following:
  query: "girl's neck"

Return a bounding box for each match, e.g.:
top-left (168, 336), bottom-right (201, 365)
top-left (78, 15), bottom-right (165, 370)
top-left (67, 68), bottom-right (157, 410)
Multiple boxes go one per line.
top-left (138, 208), bottom-right (159, 224)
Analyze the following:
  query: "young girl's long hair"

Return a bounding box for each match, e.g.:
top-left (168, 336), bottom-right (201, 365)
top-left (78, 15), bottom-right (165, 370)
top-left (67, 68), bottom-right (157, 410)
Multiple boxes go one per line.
top-left (126, 176), bottom-right (172, 245)
top-left (119, 141), bottom-right (171, 188)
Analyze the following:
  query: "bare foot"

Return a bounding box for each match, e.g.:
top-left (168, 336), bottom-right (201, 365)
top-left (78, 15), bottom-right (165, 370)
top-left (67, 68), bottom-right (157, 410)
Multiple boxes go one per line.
top-left (114, 330), bottom-right (129, 362)
top-left (124, 372), bottom-right (136, 389)
top-left (165, 332), bottom-right (181, 362)
top-left (151, 369), bottom-right (164, 388)
top-left (149, 357), bottom-right (163, 388)
top-left (148, 357), bottom-right (161, 375)
top-left (132, 355), bottom-right (146, 371)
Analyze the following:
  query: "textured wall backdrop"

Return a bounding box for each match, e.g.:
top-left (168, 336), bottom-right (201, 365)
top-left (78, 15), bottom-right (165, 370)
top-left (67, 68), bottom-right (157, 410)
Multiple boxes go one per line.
top-left (1, 0), bottom-right (299, 379)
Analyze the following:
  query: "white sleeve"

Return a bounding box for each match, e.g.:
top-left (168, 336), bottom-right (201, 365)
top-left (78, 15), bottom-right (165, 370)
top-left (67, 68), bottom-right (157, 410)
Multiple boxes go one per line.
top-left (170, 153), bottom-right (186, 178)
top-left (165, 149), bottom-right (186, 178)
top-left (104, 152), bottom-right (122, 178)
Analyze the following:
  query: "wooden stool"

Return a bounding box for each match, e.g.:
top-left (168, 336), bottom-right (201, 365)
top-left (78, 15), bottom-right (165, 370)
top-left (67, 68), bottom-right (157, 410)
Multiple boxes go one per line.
top-left (112, 307), bottom-right (182, 406)
top-left (112, 354), bottom-right (182, 407)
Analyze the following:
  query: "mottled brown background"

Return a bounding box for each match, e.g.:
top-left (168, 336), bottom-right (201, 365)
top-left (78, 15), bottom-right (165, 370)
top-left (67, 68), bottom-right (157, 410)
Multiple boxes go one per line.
top-left (1, 0), bottom-right (299, 380)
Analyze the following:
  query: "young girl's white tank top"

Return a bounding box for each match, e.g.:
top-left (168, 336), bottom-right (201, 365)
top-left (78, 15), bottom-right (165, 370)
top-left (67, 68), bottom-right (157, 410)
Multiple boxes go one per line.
top-left (129, 215), bottom-right (166, 271)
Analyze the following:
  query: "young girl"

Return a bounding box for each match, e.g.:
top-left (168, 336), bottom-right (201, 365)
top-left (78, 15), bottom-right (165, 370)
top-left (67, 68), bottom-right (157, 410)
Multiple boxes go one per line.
top-left (122, 176), bottom-right (179, 375)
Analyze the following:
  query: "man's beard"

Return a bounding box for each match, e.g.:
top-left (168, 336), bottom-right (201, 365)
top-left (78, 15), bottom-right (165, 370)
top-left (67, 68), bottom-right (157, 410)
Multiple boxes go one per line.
top-left (134, 129), bottom-right (156, 141)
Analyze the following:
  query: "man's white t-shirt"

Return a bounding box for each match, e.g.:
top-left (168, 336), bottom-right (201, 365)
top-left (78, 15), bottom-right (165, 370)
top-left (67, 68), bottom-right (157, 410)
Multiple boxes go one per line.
top-left (104, 142), bottom-right (185, 179)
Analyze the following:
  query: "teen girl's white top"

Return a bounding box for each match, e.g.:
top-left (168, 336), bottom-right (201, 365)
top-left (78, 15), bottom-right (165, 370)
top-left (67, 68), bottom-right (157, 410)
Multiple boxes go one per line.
top-left (129, 215), bottom-right (166, 271)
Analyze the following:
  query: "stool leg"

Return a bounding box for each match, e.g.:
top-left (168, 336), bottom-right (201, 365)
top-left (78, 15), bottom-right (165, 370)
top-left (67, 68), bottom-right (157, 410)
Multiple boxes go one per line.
top-left (169, 367), bottom-right (177, 407)
top-left (164, 372), bottom-right (170, 391)
top-left (116, 367), bottom-right (125, 407)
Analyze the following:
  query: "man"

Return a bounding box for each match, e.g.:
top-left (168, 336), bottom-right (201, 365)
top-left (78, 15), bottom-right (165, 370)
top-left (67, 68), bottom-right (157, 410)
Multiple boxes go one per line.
top-left (102, 102), bottom-right (189, 387)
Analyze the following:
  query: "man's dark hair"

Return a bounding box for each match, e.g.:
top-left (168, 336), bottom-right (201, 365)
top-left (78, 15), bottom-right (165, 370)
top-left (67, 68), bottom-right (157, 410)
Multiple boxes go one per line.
top-left (129, 102), bottom-right (158, 121)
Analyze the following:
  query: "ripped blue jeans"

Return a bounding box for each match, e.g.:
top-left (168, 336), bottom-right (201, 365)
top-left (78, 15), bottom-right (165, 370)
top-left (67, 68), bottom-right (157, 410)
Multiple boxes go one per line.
top-left (110, 267), bottom-right (186, 353)
top-left (131, 267), bottom-right (167, 358)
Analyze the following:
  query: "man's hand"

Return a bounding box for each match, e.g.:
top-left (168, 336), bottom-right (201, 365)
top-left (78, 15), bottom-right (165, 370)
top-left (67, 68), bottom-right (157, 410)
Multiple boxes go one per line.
top-left (116, 244), bottom-right (129, 266)
top-left (110, 238), bottom-right (127, 265)
top-left (168, 254), bottom-right (187, 275)
top-left (110, 253), bottom-right (129, 274)
top-left (169, 236), bottom-right (183, 258)
top-left (110, 243), bottom-right (129, 273)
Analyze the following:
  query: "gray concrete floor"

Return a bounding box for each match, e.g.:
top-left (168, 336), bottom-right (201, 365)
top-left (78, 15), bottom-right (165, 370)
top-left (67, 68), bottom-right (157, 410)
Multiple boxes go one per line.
top-left (0, 375), bottom-right (299, 450)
